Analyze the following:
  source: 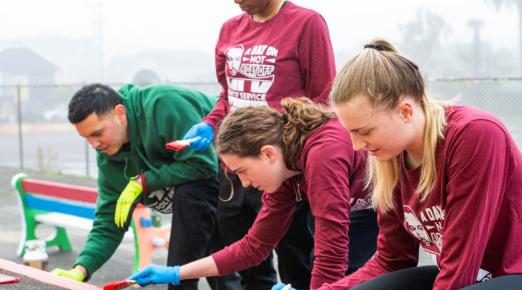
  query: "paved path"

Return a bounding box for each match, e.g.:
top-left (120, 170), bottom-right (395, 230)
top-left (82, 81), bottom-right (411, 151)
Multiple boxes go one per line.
top-left (0, 166), bottom-right (434, 289)
top-left (0, 166), bottom-right (211, 289)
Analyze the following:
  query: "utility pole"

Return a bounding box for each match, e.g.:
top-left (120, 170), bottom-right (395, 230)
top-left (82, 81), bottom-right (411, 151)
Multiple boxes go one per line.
top-left (467, 19), bottom-right (483, 77)
top-left (96, 0), bottom-right (103, 82)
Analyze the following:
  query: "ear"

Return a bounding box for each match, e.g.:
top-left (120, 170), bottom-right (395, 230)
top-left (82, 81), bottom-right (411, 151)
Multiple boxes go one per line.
top-left (113, 104), bottom-right (127, 124)
top-left (259, 145), bottom-right (278, 163)
top-left (397, 100), bottom-right (413, 122)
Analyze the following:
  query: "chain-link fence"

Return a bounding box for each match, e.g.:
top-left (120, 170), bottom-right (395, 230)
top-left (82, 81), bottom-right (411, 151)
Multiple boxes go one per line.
top-left (0, 82), bottom-right (220, 177)
top-left (429, 78), bottom-right (522, 145)
top-left (0, 79), bottom-right (520, 177)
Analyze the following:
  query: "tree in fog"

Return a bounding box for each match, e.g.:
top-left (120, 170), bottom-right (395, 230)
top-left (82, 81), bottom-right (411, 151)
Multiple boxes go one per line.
top-left (397, 9), bottom-right (451, 77)
top-left (488, 0), bottom-right (522, 75)
top-left (398, 8), bottom-right (517, 78)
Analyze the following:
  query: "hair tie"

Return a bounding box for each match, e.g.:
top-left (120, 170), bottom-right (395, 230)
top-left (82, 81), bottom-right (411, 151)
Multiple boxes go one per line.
top-left (282, 113), bottom-right (289, 123)
top-left (364, 44), bottom-right (378, 50)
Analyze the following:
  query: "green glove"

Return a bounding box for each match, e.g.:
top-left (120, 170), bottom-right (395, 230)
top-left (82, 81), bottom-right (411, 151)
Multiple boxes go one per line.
top-left (51, 268), bottom-right (85, 282)
top-left (115, 179), bottom-right (143, 228)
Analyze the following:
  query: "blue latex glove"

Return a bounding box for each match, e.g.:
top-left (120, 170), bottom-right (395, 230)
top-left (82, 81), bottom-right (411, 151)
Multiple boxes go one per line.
top-left (128, 265), bottom-right (180, 286)
top-left (271, 282), bottom-right (296, 290)
top-left (183, 122), bottom-right (214, 152)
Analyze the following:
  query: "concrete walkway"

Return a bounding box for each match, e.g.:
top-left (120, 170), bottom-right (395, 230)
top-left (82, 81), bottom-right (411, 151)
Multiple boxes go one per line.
top-left (0, 166), bottom-right (434, 289)
top-left (0, 166), bottom-right (212, 289)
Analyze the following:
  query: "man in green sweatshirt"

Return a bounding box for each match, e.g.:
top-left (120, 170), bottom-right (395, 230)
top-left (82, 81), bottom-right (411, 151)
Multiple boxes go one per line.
top-left (51, 83), bottom-right (240, 290)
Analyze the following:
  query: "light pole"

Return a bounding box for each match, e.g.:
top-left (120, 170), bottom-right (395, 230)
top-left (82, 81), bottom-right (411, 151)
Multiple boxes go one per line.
top-left (467, 19), bottom-right (483, 77)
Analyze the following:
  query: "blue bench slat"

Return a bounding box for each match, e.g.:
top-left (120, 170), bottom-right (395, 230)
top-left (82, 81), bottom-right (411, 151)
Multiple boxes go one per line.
top-left (25, 194), bottom-right (96, 219)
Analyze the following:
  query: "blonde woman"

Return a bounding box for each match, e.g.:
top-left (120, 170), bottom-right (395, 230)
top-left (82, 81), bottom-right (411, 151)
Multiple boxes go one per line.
top-left (129, 98), bottom-right (378, 289)
top-left (322, 39), bottom-right (522, 290)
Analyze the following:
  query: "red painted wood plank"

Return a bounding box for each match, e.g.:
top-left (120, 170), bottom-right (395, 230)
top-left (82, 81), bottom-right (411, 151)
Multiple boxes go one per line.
top-left (0, 273), bottom-right (20, 284)
top-left (0, 258), bottom-right (102, 290)
top-left (22, 179), bottom-right (98, 204)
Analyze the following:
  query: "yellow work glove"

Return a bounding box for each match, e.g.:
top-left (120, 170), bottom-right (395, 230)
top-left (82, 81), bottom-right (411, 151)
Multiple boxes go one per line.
top-left (51, 268), bottom-right (85, 282)
top-left (114, 179), bottom-right (143, 228)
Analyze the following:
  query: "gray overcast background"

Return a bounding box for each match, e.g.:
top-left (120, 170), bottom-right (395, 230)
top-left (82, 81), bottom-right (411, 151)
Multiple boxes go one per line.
top-left (0, 0), bottom-right (518, 84)
top-left (0, 2), bottom-right (517, 284)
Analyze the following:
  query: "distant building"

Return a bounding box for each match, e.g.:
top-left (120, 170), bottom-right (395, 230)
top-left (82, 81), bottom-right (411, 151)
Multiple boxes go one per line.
top-left (0, 46), bottom-right (57, 86)
top-left (0, 46), bottom-right (58, 122)
top-left (106, 49), bottom-right (215, 83)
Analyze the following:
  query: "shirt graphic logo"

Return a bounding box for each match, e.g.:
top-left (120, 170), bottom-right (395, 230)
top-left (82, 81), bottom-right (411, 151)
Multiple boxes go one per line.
top-left (226, 46), bottom-right (243, 76)
top-left (403, 206), bottom-right (493, 282)
top-left (225, 44), bottom-right (278, 110)
top-left (403, 205), bottom-right (443, 254)
top-left (350, 197), bottom-right (373, 211)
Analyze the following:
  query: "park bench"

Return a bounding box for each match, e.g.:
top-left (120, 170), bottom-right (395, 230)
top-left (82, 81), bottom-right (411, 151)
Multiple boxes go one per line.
top-left (11, 173), bottom-right (170, 273)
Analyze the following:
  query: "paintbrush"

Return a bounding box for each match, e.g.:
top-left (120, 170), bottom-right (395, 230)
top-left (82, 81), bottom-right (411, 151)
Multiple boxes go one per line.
top-left (103, 279), bottom-right (136, 290)
top-left (164, 137), bottom-right (199, 151)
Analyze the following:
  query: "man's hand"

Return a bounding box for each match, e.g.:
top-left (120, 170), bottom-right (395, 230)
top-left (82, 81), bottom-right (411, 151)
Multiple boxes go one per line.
top-left (182, 122), bottom-right (214, 152)
top-left (51, 267), bottom-right (85, 282)
top-left (128, 264), bottom-right (180, 286)
top-left (114, 179), bottom-right (143, 228)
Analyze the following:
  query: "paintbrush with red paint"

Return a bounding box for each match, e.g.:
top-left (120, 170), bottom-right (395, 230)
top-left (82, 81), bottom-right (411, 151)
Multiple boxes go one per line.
top-left (0, 273), bottom-right (21, 284)
top-left (103, 279), bottom-right (136, 290)
top-left (165, 137), bottom-right (198, 151)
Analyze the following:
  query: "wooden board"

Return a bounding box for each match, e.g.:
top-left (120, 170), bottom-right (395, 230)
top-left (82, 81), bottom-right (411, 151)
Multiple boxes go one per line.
top-left (0, 258), bottom-right (101, 290)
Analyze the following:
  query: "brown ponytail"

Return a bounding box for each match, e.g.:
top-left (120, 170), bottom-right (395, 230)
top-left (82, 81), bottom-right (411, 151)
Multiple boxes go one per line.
top-left (281, 98), bottom-right (335, 170)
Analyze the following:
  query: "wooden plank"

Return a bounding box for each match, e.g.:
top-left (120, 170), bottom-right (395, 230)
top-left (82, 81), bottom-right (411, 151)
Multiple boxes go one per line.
top-left (0, 273), bottom-right (21, 284)
top-left (22, 179), bottom-right (98, 204)
top-left (0, 258), bottom-right (102, 290)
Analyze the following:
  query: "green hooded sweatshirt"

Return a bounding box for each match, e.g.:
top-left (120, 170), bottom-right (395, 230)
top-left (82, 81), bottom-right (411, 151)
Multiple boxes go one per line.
top-left (74, 83), bottom-right (218, 278)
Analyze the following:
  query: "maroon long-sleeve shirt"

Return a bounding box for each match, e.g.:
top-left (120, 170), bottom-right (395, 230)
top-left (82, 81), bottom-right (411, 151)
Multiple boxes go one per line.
top-left (204, 1), bottom-right (336, 129)
top-left (320, 106), bottom-right (522, 290)
top-left (212, 119), bottom-right (371, 288)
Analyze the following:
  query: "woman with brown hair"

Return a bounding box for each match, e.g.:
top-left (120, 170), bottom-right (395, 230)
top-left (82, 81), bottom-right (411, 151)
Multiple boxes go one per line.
top-left (181, 1), bottom-right (337, 288)
top-left (321, 39), bottom-right (522, 290)
top-left (128, 97), bottom-right (378, 289)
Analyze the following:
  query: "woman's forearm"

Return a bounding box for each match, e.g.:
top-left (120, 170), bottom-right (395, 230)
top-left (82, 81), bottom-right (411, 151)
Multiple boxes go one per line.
top-left (179, 256), bottom-right (219, 280)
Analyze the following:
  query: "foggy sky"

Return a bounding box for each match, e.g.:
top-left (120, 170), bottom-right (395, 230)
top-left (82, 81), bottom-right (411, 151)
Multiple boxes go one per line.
top-left (0, 0), bottom-right (517, 83)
